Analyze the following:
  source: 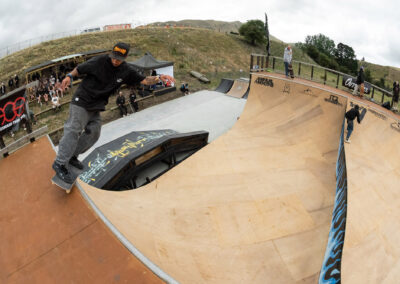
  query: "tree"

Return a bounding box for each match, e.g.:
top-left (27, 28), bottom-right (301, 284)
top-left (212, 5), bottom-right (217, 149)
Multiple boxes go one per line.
top-left (239, 20), bottom-right (266, 46)
top-left (305, 34), bottom-right (336, 56)
top-left (334, 43), bottom-right (358, 74)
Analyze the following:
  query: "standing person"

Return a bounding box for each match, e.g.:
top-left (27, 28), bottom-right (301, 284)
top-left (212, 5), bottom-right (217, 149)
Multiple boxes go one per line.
top-left (14, 74), bottom-right (20, 88)
top-left (283, 45), bottom-right (292, 78)
top-left (53, 42), bottom-right (175, 183)
top-left (345, 104), bottom-right (361, 143)
top-left (129, 88), bottom-right (139, 113)
top-left (116, 91), bottom-right (128, 117)
top-left (8, 77), bottom-right (14, 90)
top-left (0, 82), bottom-right (6, 96)
top-left (353, 66), bottom-right (365, 98)
top-left (392, 81), bottom-right (399, 112)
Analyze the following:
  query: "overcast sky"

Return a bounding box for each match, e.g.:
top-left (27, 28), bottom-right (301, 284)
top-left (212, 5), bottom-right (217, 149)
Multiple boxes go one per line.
top-left (1, 0), bottom-right (399, 68)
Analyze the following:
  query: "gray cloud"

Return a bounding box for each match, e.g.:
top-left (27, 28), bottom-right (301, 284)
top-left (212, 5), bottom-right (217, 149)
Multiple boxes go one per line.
top-left (1, 0), bottom-right (399, 68)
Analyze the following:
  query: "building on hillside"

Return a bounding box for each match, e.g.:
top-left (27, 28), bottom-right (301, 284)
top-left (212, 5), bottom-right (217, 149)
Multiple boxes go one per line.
top-left (103, 24), bottom-right (131, 31)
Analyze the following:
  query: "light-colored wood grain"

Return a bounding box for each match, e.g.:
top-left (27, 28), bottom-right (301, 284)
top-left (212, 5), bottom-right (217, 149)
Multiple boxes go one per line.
top-left (79, 74), bottom-right (347, 283)
top-left (342, 99), bottom-right (400, 283)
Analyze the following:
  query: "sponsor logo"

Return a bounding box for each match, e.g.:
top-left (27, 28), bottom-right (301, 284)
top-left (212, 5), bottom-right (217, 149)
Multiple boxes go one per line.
top-left (325, 94), bottom-right (342, 106)
top-left (368, 108), bottom-right (387, 120)
top-left (283, 83), bottom-right (291, 95)
top-left (113, 46), bottom-right (127, 55)
top-left (255, 77), bottom-right (274, 87)
top-left (342, 76), bottom-right (371, 94)
top-left (391, 122), bottom-right (400, 133)
top-left (0, 96), bottom-right (26, 126)
top-left (302, 88), bottom-right (318, 97)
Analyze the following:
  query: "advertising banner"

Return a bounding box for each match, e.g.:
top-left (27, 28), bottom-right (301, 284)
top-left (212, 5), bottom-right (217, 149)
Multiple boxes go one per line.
top-left (0, 87), bottom-right (27, 135)
top-left (342, 75), bottom-right (371, 94)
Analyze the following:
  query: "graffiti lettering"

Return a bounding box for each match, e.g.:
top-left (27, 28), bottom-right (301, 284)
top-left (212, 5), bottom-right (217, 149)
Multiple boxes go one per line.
top-left (255, 77), bottom-right (274, 87)
top-left (368, 108), bottom-right (387, 120)
top-left (283, 83), bottom-right (290, 94)
top-left (107, 138), bottom-right (147, 158)
top-left (302, 88), bottom-right (318, 97)
top-left (325, 95), bottom-right (342, 106)
top-left (319, 125), bottom-right (348, 283)
top-left (391, 122), bottom-right (400, 133)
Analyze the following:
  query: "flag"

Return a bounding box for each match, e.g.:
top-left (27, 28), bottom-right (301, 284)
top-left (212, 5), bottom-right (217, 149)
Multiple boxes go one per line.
top-left (265, 13), bottom-right (271, 56)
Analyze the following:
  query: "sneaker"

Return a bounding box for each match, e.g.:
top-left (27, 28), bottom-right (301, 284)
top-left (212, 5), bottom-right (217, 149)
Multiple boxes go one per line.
top-left (69, 156), bottom-right (84, 170)
top-left (52, 162), bottom-right (75, 184)
top-left (345, 139), bottom-right (351, 144)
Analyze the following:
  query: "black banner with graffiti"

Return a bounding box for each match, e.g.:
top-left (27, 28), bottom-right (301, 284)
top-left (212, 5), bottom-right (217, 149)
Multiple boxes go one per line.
top-left (342, 75), bottom-right (371, 94)
top-left (319, 122), bottom-right (348, 284)
top-left (0, 87), bottom-right (27, 135)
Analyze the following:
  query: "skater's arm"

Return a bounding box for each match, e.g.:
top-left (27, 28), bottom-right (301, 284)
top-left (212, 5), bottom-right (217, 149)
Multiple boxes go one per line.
top-left (61, 68), bottom-right (79, 91)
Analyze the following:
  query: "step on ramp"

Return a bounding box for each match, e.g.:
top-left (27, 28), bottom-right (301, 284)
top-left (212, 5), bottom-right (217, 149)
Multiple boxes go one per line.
top-left (79, 74), bottom-right (347, 283)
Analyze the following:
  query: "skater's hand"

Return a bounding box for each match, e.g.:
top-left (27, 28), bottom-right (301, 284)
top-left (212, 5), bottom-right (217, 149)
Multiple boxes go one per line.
top-left (61, 77), bottom-right (71, 91)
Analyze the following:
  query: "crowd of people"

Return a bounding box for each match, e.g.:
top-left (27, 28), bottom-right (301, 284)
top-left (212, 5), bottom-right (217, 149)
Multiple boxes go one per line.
top-left (27, 75), bottom-right (66, 111)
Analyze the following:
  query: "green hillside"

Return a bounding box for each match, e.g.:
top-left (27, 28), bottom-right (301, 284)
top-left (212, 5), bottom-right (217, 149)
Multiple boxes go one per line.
top-left (0, 26), bottom-right (314, 88)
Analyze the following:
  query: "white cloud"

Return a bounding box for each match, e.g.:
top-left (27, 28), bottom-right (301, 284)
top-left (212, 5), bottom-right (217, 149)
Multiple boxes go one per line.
top-left (0, 0), bottom-right (399, 68)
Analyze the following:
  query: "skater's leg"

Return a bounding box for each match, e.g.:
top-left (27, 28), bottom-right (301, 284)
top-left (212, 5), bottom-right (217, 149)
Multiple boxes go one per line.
top-left (346, 120), bottom-right (354, 141)
top-left (56, 104), bottom-right (90, 165)
top-left (73, 111), bottom-right (101, 156)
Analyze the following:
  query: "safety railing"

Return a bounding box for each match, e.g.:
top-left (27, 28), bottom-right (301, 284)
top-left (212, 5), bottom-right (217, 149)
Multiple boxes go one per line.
top-left (250, 54), bottom-right (395, 107)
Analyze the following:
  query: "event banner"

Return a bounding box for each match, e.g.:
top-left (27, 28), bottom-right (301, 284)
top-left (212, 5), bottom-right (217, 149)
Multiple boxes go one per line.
top-left (0, 87), bottom-right (27, 135)
top-left (342, 75), bottom-right (371, 94)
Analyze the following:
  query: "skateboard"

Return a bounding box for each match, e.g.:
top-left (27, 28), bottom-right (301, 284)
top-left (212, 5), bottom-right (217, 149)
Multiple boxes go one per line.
top-left (359, 108), bottom-right (367, 122)
top-left (288, 64), bottom-right (294, 78)
top-left (51, 165), bottom-right (82, 194)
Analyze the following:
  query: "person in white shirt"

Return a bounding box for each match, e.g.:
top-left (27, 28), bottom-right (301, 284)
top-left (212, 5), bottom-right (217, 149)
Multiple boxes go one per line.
top-left (283, 45), bottom-right (293, 77)
top-left (51, 93), bottom-right (61, 111)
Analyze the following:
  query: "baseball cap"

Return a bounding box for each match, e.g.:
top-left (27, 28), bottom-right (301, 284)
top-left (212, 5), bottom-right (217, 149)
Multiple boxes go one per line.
top-left (110, 42), bottom-right (130, 61)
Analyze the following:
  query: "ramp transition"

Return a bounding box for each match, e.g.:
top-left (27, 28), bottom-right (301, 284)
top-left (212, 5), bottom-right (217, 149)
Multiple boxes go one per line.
top-left (214, 78), bottom-right (234, 93)
top-left (79, 74), bottom-right (348, 283)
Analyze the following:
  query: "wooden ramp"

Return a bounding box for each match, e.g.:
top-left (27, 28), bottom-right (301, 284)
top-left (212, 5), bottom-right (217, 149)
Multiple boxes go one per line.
top-left (79, 74), bottom-right (347, 283)
top-left (226, 79), bottom-right (249, 99)
top-left (0, 137), bottom-right (163, 284)
top-left (341, 100), bottom-right (400, 283)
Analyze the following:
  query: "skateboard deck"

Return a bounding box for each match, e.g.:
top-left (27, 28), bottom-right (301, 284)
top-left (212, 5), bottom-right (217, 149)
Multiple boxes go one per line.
top-left (51, 166), bottom-right (82, 194)
top-left (288, 64), bottom-right (294, 78)
top-left (359, 108), bottom-right (367, 122)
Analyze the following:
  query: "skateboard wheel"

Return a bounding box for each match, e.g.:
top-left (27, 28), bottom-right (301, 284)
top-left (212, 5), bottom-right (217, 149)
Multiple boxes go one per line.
top-left (66, 189), bottom-right (71, 194)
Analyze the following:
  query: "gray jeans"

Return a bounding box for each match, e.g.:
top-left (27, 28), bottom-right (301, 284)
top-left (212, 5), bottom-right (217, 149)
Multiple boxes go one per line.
top-left (56, 104), bottom-right (101, 165)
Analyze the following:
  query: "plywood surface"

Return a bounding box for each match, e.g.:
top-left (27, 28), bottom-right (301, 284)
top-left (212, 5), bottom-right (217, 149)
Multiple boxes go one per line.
top-left (80, 74), bottom-right (347, 283)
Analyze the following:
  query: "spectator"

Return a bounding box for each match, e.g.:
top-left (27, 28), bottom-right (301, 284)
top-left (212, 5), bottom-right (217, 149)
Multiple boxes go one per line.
top-left (116, 91), bottom-right (128, 117)
top-left (353, 66), bottom-right (365, 98)
top-left (55, 79), bottom-right (63, 97)
top-left (180, 83), bottom-right (189, 95)
top-left (283, 45), bottom-right (292, 78)
top-left (51, 93), bottom-right (61, 111)
top-left (0, 82), bottom-right (6, 96)
top-left (8, 77), bottom-right (14, 90)
top-left (43, 92), bottom-right (49, 106)
top-left (392, 81), bottom-right (399, 112)
top-left (14, 74), bottom-right (19, 88)
top-left (345, 104), bottom-right (361, 143)
top-left (129, 88), bottom-right (139, 113)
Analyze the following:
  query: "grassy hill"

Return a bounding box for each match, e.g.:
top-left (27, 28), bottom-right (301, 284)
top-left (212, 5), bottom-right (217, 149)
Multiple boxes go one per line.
top-left (0, 26), bottom-right (314, 88)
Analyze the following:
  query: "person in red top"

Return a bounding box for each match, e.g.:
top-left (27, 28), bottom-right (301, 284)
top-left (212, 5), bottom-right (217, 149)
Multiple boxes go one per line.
top-left (53, 42), bottom-right (175, 183)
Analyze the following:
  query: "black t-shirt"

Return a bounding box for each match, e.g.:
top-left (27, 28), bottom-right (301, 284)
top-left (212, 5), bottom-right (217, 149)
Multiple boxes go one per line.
top-left (345, 108), bottom-right (361, 123)
top-left (72, 54), bottom-right (145, 111)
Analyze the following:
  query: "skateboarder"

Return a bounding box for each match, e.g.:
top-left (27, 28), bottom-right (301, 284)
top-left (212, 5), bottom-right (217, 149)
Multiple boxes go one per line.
top-left (53, 42), bottom-right (175, 184)
top-left (353, 66), bottom-right (365, 98)
top-left (345, 104), bottom-right (361, 143)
